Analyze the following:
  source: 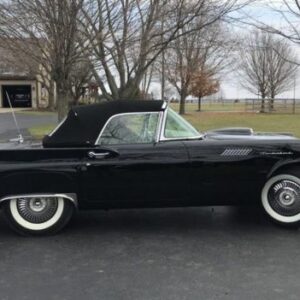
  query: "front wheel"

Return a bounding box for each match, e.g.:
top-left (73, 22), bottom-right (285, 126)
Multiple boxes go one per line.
top-left (261, 174), bottom-right (300, 226)
top-left (3, 197), bottom-right (74, 236)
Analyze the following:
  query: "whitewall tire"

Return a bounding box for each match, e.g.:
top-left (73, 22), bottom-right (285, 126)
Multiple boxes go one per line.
top-left (262, 174), bottom-right (300, 226)
top-left (3, 197), bottom-right (74, 235)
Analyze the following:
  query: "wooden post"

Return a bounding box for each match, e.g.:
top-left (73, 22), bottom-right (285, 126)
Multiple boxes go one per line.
top-left (293, 98), bottom-right (296, 114)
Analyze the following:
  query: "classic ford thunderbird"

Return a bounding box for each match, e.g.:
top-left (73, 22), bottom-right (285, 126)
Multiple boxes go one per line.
top-left (1, 100), bottom-right (300, 235)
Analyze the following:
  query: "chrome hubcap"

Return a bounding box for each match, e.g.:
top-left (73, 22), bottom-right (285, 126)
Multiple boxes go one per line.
top-left (268, 180), bottom-right (300, 216)
top-left (278, 189), bottom-right (296, 206)
top-left (16, 197), bottom-right (59, 224)
top-left (29, 198), bottom-right (48, 212)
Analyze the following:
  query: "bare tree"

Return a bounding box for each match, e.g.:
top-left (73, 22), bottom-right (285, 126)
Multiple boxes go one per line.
top-left (0, 0), bottom-right (249, 118)
top-left (140, 63), bottom-right (155, 99)
top-left (0, 0), bottom-right (87, 120)
top-left (267, 38), bottom-right (298, 109)
top-left (238, 31), bottom-right (269, 112)
top-left (164, 20), bottom-right (231, 114)
top-left (256, 1), bottom-right (300, 55)
top-left (81, 0), bottom-right (245, 104)
top-left (69, 60), bottom-right (94, 105)
top-left (238, 30), bottom-right (298, 112)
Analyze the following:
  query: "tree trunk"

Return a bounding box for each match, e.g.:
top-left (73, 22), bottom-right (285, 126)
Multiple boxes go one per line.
top-left (197, 96), bottom-right (202, 111)
top-left (47, 80), bottom-right (56, 111)
top-left (179, 92), bottom-right (187, 115)
top-left (118, 81), bottom-right (141, 100)
top-left (260, 95), bottom-right (266, 113)
top-left (36, 86), bottom-right (40, 109)
top-left (270, 91), bottom-right (275, 112)
top-left (48, 92), bottom-right (55, 111)
top-left (57, 90), bottom-right (70, 121)
top-left (260, 99), bottom-right (265, 113)
top-left (269, 99), bottom-right (274, 112)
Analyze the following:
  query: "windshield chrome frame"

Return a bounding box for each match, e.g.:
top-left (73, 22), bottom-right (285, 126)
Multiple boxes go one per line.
top-left (94, 102), bottom-right (203, 146)
top-left (48, 116), bottom-right (67, 137)
top-left (94, 111), bottom-right (163, 145)
top-left (159, 107), bottom-right (203, 141)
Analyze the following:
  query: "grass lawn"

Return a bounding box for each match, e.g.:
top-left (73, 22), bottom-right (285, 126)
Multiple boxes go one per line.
top-left (17, 110), bottom-right (57, 116)
top-left (29, 124), bottom-right (55, 139)
top-left (28, 106), bottom-right (300, 139)
top-left (171, 102), bottom-right (300, 114)
top-left (170, 102), bottom-right (246, 112)
top-left (184, 112), bottom-right (300, 137)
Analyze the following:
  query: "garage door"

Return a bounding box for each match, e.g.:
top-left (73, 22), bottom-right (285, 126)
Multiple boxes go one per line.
top-left (2, 85), bottom-right (32, 108)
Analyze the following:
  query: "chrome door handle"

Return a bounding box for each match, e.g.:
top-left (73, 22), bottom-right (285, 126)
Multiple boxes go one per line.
top-left (88, 151), bottom-right (110, 159)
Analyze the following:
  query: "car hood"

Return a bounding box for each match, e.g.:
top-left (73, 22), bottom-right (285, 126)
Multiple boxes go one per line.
top-left (205, 127), bottom-right (298, 141)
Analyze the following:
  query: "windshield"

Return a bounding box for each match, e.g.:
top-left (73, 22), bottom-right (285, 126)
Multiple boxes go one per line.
top-left (164, 108), bottom-right (200, 139)
top-left (97, 112), bottom-right (159, 145)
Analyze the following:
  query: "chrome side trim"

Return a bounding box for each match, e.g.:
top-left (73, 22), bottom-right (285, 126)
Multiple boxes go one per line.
top-left (0, 193), bottom-right (78, 208)
top-left (94, 111), bottom-right (162, 145)
top-left (260, 151), bottom-right (293, 156)
top-left (160, 135), bottom-right (204, 142)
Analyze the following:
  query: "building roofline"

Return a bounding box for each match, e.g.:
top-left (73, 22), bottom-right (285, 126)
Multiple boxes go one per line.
top-left (0, 75), bottom-right (36, 81)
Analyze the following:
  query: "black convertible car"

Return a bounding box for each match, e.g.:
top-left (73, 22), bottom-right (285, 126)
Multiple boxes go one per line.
top-left (1, 100), bottom-right (300, 235)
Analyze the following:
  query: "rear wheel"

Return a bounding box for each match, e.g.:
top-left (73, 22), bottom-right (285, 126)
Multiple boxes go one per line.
top-left (3, 197), bottom-right (74, 236)
top-left (261, 174), bottom-right (300, 226)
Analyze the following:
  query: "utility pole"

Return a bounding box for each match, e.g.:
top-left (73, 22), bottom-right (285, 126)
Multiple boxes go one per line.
top-left (161, 15), bottom-right (165, 101)
top-left (293, 75), bottom-right (296, 114)
top-left (161, 50), bottom-right (165, 101)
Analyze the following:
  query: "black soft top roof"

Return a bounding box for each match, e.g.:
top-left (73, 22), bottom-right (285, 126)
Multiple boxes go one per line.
top-left (43, 100), bottom-right (165, 148)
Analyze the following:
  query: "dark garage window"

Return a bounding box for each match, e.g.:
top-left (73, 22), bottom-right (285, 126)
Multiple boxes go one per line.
top-left (2, 85), bottom-right (32, 108)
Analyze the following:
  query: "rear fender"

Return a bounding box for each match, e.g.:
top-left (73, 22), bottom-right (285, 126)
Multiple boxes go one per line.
top-left (0, 171), bottom-right (79, 208)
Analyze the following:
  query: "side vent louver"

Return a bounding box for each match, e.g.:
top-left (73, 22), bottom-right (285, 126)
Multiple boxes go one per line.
top-left (221, 148), bottom-right (252, 156)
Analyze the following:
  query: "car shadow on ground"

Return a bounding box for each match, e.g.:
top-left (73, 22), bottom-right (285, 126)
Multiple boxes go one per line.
top-left (0, 205), bottom-right (294, 238)
top-left (66, 206), bottom-right (294, 236)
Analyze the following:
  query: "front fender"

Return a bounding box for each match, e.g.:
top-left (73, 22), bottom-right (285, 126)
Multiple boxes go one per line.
top-left (268, 158), bottom-right (300, 178)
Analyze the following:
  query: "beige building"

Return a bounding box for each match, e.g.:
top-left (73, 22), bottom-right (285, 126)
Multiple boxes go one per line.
top-left (0, 44), bottom-right (52, 109)
top-left (0, 75), bottom-right (39, 108)
top-left (0, 41), bottom-right (96, 109)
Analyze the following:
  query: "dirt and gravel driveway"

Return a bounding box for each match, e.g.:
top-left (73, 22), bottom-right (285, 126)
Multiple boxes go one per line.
top-left (0, 111), bottom-right (57, 141)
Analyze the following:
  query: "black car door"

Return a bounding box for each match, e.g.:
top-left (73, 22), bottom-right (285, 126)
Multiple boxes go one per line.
top-left (80, 141), bottom-right (189, 208)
